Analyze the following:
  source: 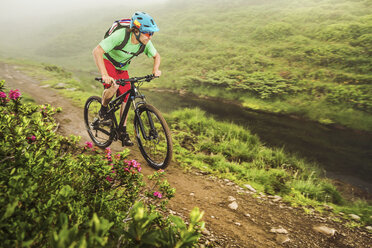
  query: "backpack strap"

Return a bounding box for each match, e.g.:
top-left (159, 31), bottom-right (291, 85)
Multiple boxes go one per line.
top-left (105, 28), bottom-right (146, 68)
top-left (114, 28), bottom-right (131, 51)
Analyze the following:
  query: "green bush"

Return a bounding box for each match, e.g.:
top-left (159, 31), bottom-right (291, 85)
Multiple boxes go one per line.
top-left (0, 81), bottom-right (202, 247)
top-left (253, 22), bottom-right (294, 41)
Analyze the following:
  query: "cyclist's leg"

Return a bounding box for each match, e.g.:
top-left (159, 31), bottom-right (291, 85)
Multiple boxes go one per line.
top-left (101, 59), bottom-right (119, 107)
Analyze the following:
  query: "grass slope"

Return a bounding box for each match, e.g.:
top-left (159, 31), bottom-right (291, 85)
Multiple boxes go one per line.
top-left (1, 58), bottom-right (371, 227)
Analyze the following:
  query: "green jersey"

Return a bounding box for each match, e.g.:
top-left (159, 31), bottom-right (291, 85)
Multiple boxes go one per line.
top-left (99, 29), bottom-right (157, 70)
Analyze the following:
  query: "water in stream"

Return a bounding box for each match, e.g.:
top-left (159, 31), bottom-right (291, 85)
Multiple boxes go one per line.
top-left (143, 89), bottom-right (372, 192)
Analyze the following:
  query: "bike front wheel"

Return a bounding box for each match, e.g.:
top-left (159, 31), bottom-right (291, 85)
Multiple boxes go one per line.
top-left (134, 104), bottom-right (173, 169)
top-left (84, 96), bottom-right (114, 148)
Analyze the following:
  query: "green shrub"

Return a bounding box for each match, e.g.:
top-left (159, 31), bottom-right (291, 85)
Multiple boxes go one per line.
top-left (0, 81), bottom-right (202, 247)
top-left (253, 22), bottom-right (294, 41)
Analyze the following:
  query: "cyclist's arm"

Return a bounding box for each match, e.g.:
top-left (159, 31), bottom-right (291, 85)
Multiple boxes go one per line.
top-left (92, 45), bottom-right (115, 84)
top-left (152, 52), bottom-right (161, 77)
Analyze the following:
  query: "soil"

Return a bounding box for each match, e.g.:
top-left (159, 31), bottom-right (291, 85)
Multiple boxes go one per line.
top-left (1, 62), bottom-right (371, 248)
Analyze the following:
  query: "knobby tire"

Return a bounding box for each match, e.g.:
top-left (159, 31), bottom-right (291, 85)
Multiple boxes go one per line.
top-left (134, 104), bottom-right (173, 169)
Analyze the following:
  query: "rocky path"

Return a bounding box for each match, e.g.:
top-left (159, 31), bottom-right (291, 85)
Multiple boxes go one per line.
top-left (1, 62), bottom-right (371, 247)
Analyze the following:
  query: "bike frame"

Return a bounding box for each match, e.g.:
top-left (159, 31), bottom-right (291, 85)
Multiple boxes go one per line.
top-left (105, 81), bottom-right (156, 141)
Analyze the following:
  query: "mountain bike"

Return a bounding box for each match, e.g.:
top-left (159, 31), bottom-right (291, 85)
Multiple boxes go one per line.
top-left (84, 74), bottom-right (172, 169)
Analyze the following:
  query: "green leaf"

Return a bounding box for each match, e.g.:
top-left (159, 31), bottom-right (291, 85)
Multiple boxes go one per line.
top-left (189, 207), bottom-right (204, 224)
top-left (2, 200), bottom-right (18, 220)
top-left (170, 215), bottom-right (186, 230)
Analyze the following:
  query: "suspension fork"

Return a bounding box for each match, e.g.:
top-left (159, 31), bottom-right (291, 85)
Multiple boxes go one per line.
top-left (135, 106), bottom-right (157, 140)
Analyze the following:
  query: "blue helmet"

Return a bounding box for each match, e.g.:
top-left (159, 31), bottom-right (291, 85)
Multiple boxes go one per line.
top-left (130, 12), bottom-right (159, 33)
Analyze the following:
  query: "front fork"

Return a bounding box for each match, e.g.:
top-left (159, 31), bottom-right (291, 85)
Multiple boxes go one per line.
top-left (134, 105), bottom-right (158, 141)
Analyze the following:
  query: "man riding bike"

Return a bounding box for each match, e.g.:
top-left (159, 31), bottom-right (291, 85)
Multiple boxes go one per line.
top-left (92, 11), bottom-right (161, 146)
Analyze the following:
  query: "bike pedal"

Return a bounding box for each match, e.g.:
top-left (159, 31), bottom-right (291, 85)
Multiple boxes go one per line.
top-left (91, 117), bottom-right (100, 129)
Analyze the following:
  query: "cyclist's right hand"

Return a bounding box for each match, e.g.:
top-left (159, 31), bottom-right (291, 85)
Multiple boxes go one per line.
top-left (102, 74), bottom-right (116, 85)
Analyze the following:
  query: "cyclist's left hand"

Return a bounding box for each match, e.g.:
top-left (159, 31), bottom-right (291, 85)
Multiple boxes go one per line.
top-left (153, 70), bottom-right (161, 77)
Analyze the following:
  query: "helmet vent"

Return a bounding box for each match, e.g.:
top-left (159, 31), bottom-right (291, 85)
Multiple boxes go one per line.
top-left (144, 25), bottom-right (150, 27)
top-left (138, 17), bottom-right (143, 20)
top-left (151, 19), bottom-right (155, 25)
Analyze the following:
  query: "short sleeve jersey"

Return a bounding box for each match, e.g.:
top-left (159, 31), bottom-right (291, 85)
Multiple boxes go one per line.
top-left (99, 29), bottom-right (157, 71)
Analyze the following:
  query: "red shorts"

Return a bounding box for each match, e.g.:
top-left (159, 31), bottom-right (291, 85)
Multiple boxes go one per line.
top-left (103, 59), bottom-right (130, 102)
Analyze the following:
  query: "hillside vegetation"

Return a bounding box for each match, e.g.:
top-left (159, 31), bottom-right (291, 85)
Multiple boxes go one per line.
top-left (2, 61), bottom-right (371, 228)
top-left (153, 0), bottom-right (372, 130)
top-left (0, 0), bottom-right (371, 130)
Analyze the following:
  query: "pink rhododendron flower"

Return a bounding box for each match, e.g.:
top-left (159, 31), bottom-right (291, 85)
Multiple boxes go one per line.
top-left (9, 89), bottom-right (21, 100)
top-left (124, 159), bottom-right (142, 173)
top-left (26, 135), bottom-right (36, 143)
top-left (0, 91), bottom-right (9, 104)
top-left (105, 147), bottom-right (111, 155)
top-left (106, 176), bottom-right (113, 182)
top-left (153, 191), bottom-right (163, 199)
top-left (85, 141), bottom-right (93, 148)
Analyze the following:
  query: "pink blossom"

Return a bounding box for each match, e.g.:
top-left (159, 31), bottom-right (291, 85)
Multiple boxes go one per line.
top-left (0, 92), bottom-right (6, 98)
top-left (8, 89), bottom-right (21, 100)
top-left (106, 176), bottom-right (113, 182)
top-left (26, 135), bottom-right (36, 143)
top-left (85, 141), bottom-right (93, 148)
top-left (124, 159), bottom-right (142, 173)
top-left (153, 191), bottom-right (163, 199)
top-left (105, 147), bottom-right (111, 155)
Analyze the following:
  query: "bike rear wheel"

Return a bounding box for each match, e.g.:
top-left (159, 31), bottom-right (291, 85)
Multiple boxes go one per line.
top-left (134, 104), bottom-right (173, 169)
top-left (84, 96), bottom-right (114, 148)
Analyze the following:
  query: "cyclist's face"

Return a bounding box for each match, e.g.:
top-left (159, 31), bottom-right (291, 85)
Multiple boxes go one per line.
top-left (139, 32), bottom-right (152, 44)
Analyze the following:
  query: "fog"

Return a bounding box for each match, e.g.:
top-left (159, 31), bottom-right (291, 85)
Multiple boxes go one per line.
top-left (0, 0), bottom-right (170, 55)
top-left (0, 0), bottom-right (168, 22)
top-left (0, 0), bottom-right (169, 34)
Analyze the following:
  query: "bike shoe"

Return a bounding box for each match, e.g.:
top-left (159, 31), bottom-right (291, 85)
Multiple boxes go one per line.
top-left (120, 133), bottom-right (134, 147)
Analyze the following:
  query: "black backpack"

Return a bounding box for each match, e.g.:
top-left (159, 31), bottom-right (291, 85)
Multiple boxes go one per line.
top-left (104, 19), bottom-right (145, 68)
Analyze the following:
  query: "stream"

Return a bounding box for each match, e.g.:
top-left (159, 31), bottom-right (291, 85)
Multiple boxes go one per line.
top-left (143, 89), bottom-right (372, 193)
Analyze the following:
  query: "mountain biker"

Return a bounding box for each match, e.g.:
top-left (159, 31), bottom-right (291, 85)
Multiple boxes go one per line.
top-left (92, 11), bottom-right (161, 146)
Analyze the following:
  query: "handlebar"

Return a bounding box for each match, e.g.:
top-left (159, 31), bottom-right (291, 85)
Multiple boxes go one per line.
top-left (95, 74), bottom-right (157, 86)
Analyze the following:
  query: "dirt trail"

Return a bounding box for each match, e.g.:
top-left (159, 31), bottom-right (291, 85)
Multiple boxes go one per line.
top-left (1, 62), bottom-right (371, 248)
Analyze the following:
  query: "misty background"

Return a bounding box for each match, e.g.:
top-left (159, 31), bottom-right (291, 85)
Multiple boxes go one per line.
top-left (0, 0), bottom-right (171, 69)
